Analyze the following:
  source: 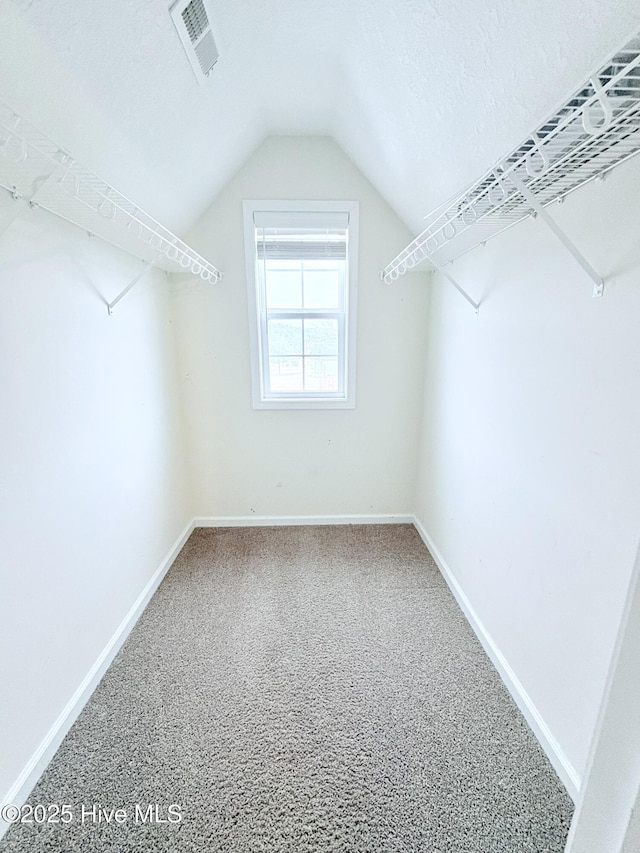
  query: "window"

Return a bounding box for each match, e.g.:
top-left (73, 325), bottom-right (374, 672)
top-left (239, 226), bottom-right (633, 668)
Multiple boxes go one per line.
top-left (243, 200), bottom-right (358, 409)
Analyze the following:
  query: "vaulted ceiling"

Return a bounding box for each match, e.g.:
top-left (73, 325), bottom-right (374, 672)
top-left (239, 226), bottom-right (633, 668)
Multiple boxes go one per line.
top-left (1, 0), bottom-right (639, 237)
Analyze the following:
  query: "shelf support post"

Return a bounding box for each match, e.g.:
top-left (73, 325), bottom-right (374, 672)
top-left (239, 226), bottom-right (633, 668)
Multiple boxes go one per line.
top-left (107, 260), bottom-right (154, 315)
top-left (424, 250), bottom-right (480, 314)
top-left (509, 172), bottom-right (605, 298)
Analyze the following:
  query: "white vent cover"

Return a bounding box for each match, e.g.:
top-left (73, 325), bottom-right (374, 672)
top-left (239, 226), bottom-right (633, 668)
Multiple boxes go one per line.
top-left (170, 0), bottom-right (218, 82)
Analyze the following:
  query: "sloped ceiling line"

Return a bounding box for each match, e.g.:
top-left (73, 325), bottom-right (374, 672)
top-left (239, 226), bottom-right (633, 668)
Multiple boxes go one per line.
top-left (1, 1), bottom-right (639, 240)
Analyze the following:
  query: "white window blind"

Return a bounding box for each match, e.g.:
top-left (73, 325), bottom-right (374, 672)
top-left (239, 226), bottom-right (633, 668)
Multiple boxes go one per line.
top-left (254, 211), bottom-right (349, 262)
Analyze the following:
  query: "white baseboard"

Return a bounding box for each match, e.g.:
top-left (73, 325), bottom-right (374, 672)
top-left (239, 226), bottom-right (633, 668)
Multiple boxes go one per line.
top-left (194, 513), bottom-right (414, 527)
top-left (0, 518), bottom-right (195, 840)
top-left (412, 516), bottom-right (581, 802)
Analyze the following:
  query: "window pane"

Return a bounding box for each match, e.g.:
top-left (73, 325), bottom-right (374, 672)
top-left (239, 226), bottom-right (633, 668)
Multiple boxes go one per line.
top-left (304, 357), bottom-right (338, 391)
top-left (303, 269), bottom-right (340, 309)
top-left (265, 270), bottom-right (302, 309)
top-left (304, 319), bottom-right (338, 355)
top-left (266, 259), bottom-right (301, 271)
top-left (268, 319), bottom-right (302, 355)
top-left (305, 259), bottom-right (341, 271)
top-left (269, 357), bottom-right (303, 391)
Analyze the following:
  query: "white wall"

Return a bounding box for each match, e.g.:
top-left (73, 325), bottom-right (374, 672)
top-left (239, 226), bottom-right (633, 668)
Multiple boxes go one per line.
top-left (0, 198), bottom-right (191, 807)
top-left (566, 536), bottom-right (640, 852)
top-left (414, 154), bottom-right (640, 791)
top-left (174, 136), bottom-right (429, 519)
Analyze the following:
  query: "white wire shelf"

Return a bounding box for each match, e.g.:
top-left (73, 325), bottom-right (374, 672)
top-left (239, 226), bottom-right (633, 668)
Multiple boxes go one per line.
top-left (381, 33), bottom-right (640, 288)
top-left (0, 97), bottom-right (222, 283)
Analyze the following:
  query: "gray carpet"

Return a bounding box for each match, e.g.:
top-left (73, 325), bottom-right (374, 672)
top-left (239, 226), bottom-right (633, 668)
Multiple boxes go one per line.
top-left (1, 524), bottom-right (573, 852)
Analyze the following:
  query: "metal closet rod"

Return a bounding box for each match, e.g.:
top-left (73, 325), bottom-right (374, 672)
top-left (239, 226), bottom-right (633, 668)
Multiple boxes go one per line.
top-left (0, 183), bottom-right (167, 314)
top-left (0, 98), bottom-right (223, 299)
top-left (380, 31), bottom-right (640, 306)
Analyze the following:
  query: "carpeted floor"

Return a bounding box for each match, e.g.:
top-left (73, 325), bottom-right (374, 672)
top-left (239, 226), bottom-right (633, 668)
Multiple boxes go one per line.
top-left (1, 524), bottom-right (573, 852)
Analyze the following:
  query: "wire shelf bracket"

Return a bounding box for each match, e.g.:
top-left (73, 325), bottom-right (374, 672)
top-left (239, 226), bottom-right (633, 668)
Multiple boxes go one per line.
top-left (381, 31), bottom-right (640, 303)
top-left (508, 171), bottom-right (604, 298)
top-left (438, 268), bottom-right (479, 315)
top-left (107, 257), bottom-right (159, 315)
top-left (380, 245), bottom-right (480, 312)
top-left (0, 95), bottom-right (223, 309)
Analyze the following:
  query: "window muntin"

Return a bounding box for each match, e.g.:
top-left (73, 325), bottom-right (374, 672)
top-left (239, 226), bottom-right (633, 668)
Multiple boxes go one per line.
top-left (260, 258), bottom-right (344, 397)
top-left (244, 202), bottom-right (358, 409)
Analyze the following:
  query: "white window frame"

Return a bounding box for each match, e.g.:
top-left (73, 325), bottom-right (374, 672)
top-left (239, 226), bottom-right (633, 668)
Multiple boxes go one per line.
top-left (243, 199), bottom-right (358, 410)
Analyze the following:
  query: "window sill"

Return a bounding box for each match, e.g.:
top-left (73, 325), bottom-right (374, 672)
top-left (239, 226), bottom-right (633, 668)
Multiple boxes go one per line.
top-left (253, 396), bottom-right (356, 410)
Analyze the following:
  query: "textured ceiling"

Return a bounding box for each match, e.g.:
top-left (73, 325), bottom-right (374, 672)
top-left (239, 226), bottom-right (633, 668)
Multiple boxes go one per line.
top-left (1, 0), bottom-right (639, 236)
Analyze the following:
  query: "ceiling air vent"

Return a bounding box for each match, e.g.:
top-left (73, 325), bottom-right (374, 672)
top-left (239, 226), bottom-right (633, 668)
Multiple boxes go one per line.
top-left (170, 0), bottom-right (218, 82)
